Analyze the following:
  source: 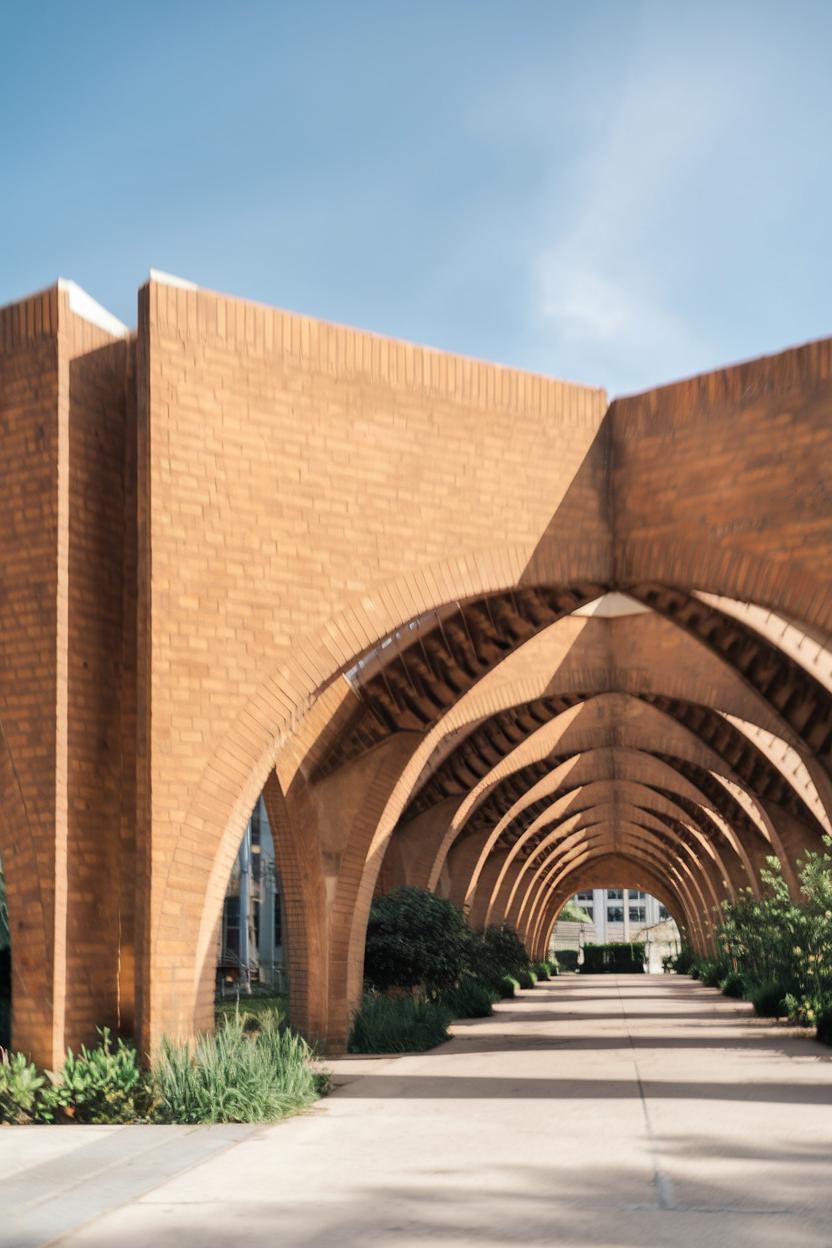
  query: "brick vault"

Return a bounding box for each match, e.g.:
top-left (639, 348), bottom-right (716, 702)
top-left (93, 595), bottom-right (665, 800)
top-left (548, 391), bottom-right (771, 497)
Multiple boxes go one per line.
top-left (1, 272), bottom-right (831, 1064)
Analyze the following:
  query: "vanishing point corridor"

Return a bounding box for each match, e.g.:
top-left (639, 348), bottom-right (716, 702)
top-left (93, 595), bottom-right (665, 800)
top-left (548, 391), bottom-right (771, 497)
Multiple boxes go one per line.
top-left (5, 974), bottom-right (832, 1248)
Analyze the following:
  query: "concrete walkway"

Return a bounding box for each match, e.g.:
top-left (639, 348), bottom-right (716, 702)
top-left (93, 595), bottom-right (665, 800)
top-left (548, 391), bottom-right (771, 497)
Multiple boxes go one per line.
top-left (4, 975), bottom-right (832, 1247)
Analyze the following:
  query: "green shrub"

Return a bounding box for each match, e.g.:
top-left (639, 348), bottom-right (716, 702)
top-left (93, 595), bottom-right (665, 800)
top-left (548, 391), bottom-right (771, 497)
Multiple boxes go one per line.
top-left (498, 975), bottom-right (519, 998)
top-left (516, 967), bottom-right (538, 988)
top-left (471, 925), bottom-right (531, 987)
top-left (54, 1029), bottom-right (149, 1124)
top-left (670, 945), bottom-right (697, 974)
top-left (152, 1010), bottom-right (318, 1124)
top-left (0, 1049), bottom-right (51, 1123)
top-left (1, 1030), bottom-right (150, 1125)
top-left (557, 950), bottom-right (579, 972)
top-left (348, 993), bottom-right (451, 1053)
top-left (816, 1003), bottom-right (832, 1046)
top-left (700, 959), bottom-right (729, 988)
top-left (364, 887), bottom-right (471, 998)
top-left (442, 975), bottom-right (497, 1019)
top-left (720, 970), bottom-right (746, 999)
top-left (748, 979), bottom-right (791, 1018)
top-left (581, 943), bottom-right (645, 974)
top-left (535, 962), bottom-right (551, 981)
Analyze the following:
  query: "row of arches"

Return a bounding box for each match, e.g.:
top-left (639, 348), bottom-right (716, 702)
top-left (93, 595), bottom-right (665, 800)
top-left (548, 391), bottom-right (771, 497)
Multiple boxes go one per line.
top-left (2, 278), bottom-right (831, 1065)
top-left (220, 580), bottom-right (832, 1050)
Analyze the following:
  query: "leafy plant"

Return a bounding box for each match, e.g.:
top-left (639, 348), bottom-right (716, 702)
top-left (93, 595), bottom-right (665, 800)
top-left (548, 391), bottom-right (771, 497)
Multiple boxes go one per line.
top-left (498, 975), bottom-right (519, 998)
top-left (52, 1028), bottom-right (149, 1124)
top-left (535, 962), bottom-right (551, 981)
top-left (364, 888), bottom-right (472, 999)
top-left (747, 979), bottom-right (791, 1018)
top-left (443, 974), bottom-right (497, 1019)
top-left (152, 1009), bottom-right (319, 1124)
top-left (556, 950), bottom-right (580, 973)
top-left (0, 1049), bottom-right (50, 1123)
top-left (470, 925), bottom-right (531, 987)
top-left (720, 970), bottom-right (745, 998)
top-left (348, 993), bottom-right (451, 1053)
top-left (516, 967), bottom-right (538, 988)
top-left (581, 943), bottom-right (645, 974)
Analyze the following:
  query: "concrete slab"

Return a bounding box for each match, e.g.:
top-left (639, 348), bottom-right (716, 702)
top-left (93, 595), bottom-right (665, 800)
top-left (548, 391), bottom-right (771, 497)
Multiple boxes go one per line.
top-left (3, 975), bottom-right (832, 1246)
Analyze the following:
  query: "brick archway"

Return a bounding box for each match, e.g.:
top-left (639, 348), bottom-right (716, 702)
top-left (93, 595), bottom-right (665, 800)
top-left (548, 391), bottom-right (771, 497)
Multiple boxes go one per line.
top-left (3, 276), bottom-right (832, 1060)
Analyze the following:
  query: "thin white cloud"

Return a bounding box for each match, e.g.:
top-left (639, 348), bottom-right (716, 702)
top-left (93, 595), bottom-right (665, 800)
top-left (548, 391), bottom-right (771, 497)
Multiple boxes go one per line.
top-left (530, 18), bottom-right (763, 393)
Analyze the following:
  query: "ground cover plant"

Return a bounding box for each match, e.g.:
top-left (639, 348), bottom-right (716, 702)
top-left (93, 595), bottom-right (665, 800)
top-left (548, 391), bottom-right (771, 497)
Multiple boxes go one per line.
top-left (153, 1009), bottom-right (319, 1123)
top-left (442, 973), bottom-right (498, 1019)
top-left (0, 1009), bottom-right (323, 1126)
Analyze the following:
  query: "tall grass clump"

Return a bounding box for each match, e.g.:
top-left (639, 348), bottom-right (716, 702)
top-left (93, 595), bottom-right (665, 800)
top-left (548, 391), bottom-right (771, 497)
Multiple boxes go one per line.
top-left (349, 994), bottom-right (451, 1053)
top-left (153, 1010), bottom-right (318, 1124)
top-left (443, 974), bottom-right (497, 1019)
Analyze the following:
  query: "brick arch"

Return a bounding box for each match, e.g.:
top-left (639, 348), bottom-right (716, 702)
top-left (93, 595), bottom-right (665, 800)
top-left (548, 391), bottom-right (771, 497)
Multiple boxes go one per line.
top-left (538, 854), bottom-right (695, 960)
top-left (518, 814), bottom-right (721, 954)
top-left (453, 699), bottom-right (784, 917)
top-left (174, 551), bottom-right (606, 1050)
top-left (541, 856), bottom-right (689, 957)
top-left (526, 826), bottom-right (714, 957)
top-left (496, 782), bottom-right (725, 940)
top-left (485, 783), bottom-right (738, 936)
top-left (424, 686), bottom-right (802, 911)
top-left (525, 834), bottom-right (708, 957)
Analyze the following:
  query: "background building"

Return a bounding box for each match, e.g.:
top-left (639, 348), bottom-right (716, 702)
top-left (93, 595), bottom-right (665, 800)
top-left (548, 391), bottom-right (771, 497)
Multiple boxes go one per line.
top-left (217, 799), bottom-right (286, 995)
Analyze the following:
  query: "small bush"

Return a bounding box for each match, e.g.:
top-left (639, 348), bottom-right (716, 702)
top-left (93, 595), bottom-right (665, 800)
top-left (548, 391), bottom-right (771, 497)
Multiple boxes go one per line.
top-left (671, 946), bottom-right (697, 975)
top-left (54, 1029), bottom-right (149, 1123)
top-left (557, 950), bottom-right (579, 972)
top-left (153, 1010), bottom-right (318, 1124)
top-left (442, 975), bottom-right (497, 1019)
top-left (720, 970), bottom-right (746, 999)
top-left (472, 925), bottom-right (532, 988)
top-left (816, 1004), bottom-right (832, 1046)
top-left (748, 979), bottom-right (791, 1018)
top-left (364, 887), bottom-right (471, 998)
top-left (498, 975), bottom-right (519, 998)
top-left (700, 959), bottom-right (729, 988)
top-left (535, 962), bottom-right (551, 981)
top-left (0, 1049), bottom-right (51, 1124)
top-left (581, 943), bottom-right (645, 974)
top-left (516, 967), bottom-right (538, 989)
top-left (349, 994), bottom-right (451, 1054)
top-left (1, 1030), bottom-right (150, 1125)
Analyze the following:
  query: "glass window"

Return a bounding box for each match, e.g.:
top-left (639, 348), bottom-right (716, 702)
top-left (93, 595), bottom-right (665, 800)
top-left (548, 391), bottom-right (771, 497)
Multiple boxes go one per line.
top-left (222, 895), bottom-right (240, 958)
top-left (607, 905), bottom-right (624, 922)
top-left (629, 905), bottom-right (646, 923)
top-left (606, 889), bottom-right (623, 900)
top-left (631, 890), bottom-right (645, 900)
top-left (576, 891), bottom-right (594, 901)
top-left (658, 905), bottom-right (669, 920)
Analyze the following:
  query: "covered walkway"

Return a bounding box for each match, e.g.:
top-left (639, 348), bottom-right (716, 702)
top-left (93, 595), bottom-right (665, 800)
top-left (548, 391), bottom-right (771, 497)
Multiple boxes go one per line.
top-left (4, 975), bottom-right (832, 1247)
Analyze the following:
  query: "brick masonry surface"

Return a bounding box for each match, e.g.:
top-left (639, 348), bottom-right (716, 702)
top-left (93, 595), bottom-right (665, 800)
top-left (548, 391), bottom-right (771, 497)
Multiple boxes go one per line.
top-left (1, 276), bottom-right (831, 1063)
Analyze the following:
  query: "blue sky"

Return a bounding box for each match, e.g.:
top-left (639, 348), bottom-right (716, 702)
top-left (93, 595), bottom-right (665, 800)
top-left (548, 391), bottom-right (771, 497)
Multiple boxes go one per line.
top-left (2, 1), bottom-right (830, 394)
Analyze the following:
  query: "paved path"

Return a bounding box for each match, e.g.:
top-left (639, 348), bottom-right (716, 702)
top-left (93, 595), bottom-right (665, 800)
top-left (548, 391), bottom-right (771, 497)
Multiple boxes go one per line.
top-left (4, 975), bottom-right (832, 1247)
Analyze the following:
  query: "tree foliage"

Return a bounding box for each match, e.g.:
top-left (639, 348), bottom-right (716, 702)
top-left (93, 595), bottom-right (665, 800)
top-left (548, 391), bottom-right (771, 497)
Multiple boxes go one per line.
top-left (363, 887), bottom-right (473, 997)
